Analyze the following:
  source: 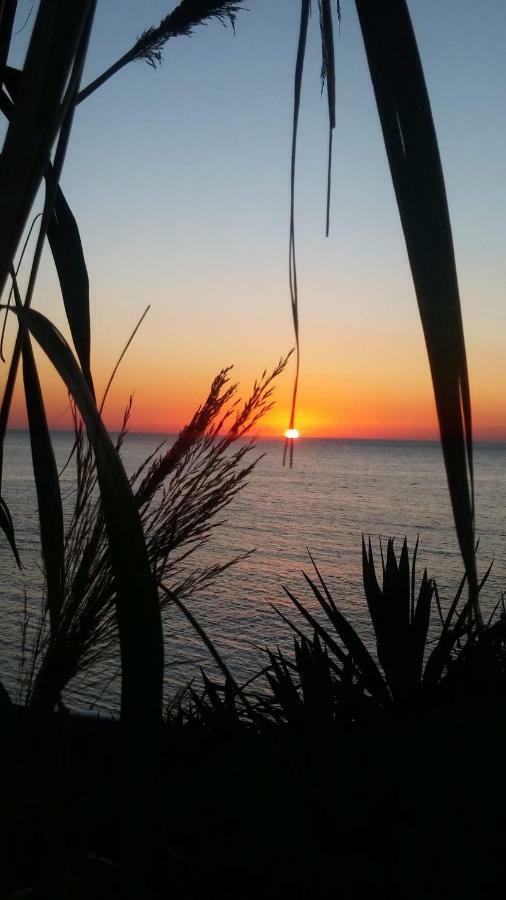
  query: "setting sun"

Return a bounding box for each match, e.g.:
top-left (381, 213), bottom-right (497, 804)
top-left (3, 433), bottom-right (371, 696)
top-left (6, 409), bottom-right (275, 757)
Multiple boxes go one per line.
top-left (284, 428), bottom-right (300, 439)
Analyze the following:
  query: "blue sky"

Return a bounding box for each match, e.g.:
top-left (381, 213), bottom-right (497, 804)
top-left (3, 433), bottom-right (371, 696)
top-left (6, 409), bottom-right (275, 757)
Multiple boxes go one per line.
top-left (6, 0), bottom-right (506, 436)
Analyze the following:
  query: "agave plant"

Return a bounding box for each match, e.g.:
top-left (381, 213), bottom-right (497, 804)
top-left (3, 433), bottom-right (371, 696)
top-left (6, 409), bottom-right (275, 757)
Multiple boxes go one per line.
top-left (362, 537), bottom-right (433, 703)
top-left (265, 538), bottom-right (491, 724)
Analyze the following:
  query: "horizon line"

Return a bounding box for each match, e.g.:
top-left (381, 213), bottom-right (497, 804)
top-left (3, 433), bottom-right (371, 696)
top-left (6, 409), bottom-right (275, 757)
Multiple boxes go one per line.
top-left (5, 427), bottom-right (506, 445)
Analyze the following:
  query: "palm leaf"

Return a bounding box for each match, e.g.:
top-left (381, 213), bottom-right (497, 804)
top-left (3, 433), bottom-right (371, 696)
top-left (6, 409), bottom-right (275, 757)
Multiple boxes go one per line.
top-left (355, 0), bottom-right (478, 619)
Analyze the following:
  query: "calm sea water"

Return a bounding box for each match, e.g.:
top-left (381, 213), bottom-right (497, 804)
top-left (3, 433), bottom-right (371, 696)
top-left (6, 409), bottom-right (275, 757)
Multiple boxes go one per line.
top-left (0, 431), bottom-right (504, 713)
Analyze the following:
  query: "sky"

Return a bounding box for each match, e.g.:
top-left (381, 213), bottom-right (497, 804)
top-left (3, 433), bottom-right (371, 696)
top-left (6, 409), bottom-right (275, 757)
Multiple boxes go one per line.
top-left (4, 0), bottom-right (506, 438)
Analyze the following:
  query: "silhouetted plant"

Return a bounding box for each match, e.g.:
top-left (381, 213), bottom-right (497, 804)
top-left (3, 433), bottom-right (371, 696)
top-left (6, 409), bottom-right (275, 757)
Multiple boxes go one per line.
top-left (0, 4), bottom-right (250, 891)
top-left (0, 2), bottom-right (497, 893)
top-left (265, 539), bottom-right (493, 723)
top-left (286, 0), bottom-right (479, 625)
top-left (182, 538), bottom-right (497, 732)
top-left (22, 356), bottom-right (288, 712)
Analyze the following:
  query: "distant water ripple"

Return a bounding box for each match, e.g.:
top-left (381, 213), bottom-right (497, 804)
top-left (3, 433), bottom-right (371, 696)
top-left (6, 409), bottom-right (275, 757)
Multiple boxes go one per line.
top-left (0, 432), bottom-right (504, 713)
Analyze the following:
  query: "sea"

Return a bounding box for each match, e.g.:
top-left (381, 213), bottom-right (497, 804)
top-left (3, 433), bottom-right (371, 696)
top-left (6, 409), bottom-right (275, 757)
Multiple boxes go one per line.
top-left (0, 431), bottom-right (504, 714)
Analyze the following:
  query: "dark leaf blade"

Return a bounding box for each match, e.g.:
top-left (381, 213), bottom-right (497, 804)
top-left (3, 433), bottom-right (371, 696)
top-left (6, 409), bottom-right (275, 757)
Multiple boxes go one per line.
top-left (423, 598), bottom-right (471, 689)
top-left (22, 336), bottom-right (64, 631)
top-left (283, 585), bottom-right (348, 666)
top-left (284, 0), bottom-right (310, 466)
top-left (318, 0), bottom-right (336, 235)
top-left (287, 578), bottom-right (390, 707)
top-left (411, 571), bottom-right (432, 680)
top-left (1, 66), bottom-right (93, 392)
top-left (0, 1), bottom-right (94, 299)
top-left (6, 305), bottom-right (164, 736)
top-left (397, 538), bottom-right (410, 628)
top-left (0, 674), bottom-right (13, 716)
top-left (354, 0), bottom-right (478, 618)
top-left (0, 1), bottom-right (17, 80)
top-left (305, 572), bottom-right (391, 707)
top-left (0, 494), bottom-right (21, 568)
top-left (47, 185), bottom-right (93, 392)
top-left (362, 536), bottom-right (383, 636)
top-left (165, 587), bottom-right (254, 717)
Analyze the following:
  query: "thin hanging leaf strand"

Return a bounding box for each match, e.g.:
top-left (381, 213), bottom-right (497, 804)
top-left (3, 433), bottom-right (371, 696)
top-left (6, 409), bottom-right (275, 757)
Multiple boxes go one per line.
top-left (284, 0), bottom-right (310, 468)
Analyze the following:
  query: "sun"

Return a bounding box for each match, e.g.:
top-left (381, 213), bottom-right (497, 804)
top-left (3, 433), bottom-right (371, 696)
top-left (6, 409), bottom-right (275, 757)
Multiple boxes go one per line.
top-left (284, 428), bottom-right (300, 439)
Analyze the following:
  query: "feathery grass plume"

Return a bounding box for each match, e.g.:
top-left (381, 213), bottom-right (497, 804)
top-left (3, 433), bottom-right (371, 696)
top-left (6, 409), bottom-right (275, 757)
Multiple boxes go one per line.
top-left (24, 354), bottom-right (289, 712)
top-left (77, 0), bottom-right (248, 104)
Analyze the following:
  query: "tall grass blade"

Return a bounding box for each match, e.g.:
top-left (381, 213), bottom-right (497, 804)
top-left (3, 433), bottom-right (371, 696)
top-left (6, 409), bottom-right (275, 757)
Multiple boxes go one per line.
top-left (0, 2), bottom-right (95, 506)
top-left (1, 71), bottom-right (92, 386)
top-left (100, 305), bottom-right (150, 413)
top-left (354, 0), bottom-right (478, 620)
top-left (164, 587), bottom-right (253, 716)
top-left (0, 0), bottom-right (93, 299)
top-left (46, 185), bottom-right (93, 392)
top-left (16, 276), bottom-right (64, 633)
top-left (6, 303), bottom-right (164, 724)
top-left (5, 303), bottom-right (163, 888)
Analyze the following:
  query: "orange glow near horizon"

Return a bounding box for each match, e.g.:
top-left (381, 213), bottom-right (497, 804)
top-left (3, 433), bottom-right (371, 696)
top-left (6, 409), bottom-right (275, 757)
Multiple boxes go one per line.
top-left (4, 328), bottom-right (505, 442)
top-left (7, 372), bottom-right (505, 443)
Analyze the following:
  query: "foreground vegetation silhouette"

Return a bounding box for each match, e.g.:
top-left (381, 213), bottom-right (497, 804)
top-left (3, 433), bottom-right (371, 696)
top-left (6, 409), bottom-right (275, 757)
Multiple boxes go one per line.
top-left (6, 535), bottom-right (506, 897)
top-left (0, 0), bottom-right (503, 897)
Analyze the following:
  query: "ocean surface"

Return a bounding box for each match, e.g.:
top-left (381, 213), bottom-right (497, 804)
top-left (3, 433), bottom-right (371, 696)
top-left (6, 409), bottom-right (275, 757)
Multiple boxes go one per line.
top-left (0, 431), bottom-right (504, 714)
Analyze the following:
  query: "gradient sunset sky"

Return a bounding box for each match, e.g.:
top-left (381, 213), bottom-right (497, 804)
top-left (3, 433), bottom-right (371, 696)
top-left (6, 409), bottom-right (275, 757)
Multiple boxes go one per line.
top-left (6, 0), bottom-right (506, 438)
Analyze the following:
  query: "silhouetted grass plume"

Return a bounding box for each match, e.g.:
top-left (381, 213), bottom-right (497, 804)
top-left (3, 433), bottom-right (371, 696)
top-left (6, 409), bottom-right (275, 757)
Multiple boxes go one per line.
top-left (21, 355), bottom-right (289, 713)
